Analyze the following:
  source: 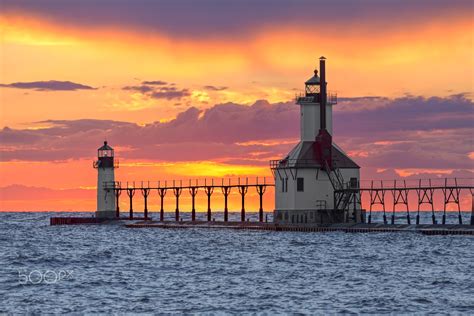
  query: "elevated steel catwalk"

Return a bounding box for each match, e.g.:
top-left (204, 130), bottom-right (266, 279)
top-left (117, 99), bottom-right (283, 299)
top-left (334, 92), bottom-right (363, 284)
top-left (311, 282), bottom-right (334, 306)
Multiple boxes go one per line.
top-left (103, 177), bottom-right (273, 223)
top-left (101, 177), bottom-right (474, 226)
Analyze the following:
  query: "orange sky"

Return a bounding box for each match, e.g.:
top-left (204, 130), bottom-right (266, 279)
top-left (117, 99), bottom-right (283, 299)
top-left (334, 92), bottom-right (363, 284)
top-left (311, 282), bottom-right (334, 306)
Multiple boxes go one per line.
top-left (0, 1), bottom-right (473, 212)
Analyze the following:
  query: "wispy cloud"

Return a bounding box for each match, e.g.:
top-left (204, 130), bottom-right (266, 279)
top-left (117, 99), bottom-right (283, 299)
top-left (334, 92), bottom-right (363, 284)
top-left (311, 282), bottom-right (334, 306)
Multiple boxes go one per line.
top-left (142, 80), bottom-right (168, 85)
top-left (150, 86), bottom-right (190, 100)
top-left (122, 82), bottom-right (190, 100)
top-left (203, 85), bottom-right (228, 91)
top-left (122, 85), bottom-right (154, 93)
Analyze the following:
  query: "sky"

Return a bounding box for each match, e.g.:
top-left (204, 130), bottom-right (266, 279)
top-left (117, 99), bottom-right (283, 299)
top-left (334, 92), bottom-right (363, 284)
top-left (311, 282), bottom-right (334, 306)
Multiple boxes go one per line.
top-left (0, 0), bottom-right (473, 212)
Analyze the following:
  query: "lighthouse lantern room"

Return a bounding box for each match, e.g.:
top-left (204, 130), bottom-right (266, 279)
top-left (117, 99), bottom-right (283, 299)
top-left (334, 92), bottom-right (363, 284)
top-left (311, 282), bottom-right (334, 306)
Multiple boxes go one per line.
top-left (94, 141), bottom-right (117, 218)
top-left (271, 57), bottom-right (362, 225)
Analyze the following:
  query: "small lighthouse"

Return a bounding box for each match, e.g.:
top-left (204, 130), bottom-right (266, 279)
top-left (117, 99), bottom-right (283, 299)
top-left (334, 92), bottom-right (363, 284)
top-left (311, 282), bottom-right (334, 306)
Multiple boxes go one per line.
top-left (271, 57), bottom-right (361, 225)
top-left (93, 141), bottom-right (117, 218)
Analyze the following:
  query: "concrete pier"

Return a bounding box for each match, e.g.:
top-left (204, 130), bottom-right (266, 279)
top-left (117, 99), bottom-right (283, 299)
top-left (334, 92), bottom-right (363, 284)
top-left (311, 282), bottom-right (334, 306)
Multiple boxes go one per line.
top-left (125, 220), bottom-right (474, 235)
top-left (50, 216), bottom-right (150, 225)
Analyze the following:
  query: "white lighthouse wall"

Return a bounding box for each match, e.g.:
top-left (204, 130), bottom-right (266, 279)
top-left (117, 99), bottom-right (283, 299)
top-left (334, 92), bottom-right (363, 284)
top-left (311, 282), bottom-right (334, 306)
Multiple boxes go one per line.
top-left (275, 176), bottom-right (294, 210)
top-left (97, 167), bottom-right (116, 218)
top-left (275, 167), bottom-right (360, 212)
top-left (300, 102), bottom-right (333, 141)
top-left (340, 168), bottom-right (360, 188)
top-left (275, 169), bottom-right (332, 211)
top-left (295, 169), bottom-right (333, 209)
top-left (301, 105), bottom-right (317, 141)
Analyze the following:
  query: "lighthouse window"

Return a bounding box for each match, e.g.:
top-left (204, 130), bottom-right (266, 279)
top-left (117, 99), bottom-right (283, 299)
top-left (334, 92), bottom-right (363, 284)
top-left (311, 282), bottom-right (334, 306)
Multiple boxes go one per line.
top-left (350, 177), bottom-right (358, 188)
top-left (297, 177), bottom-right (304, 192)
top-left (281, 178), bottom-right (288, 192)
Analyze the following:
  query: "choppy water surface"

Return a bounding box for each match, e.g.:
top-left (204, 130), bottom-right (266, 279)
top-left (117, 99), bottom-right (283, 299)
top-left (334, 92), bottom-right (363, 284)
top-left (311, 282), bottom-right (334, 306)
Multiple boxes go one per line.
top-left (0, 212), bottom-right (473, 314)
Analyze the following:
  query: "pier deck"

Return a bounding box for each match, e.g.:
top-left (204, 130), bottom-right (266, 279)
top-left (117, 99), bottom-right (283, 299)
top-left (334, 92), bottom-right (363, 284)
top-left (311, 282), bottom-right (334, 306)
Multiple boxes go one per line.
top-left (125, 220), bottom-right (474, 235)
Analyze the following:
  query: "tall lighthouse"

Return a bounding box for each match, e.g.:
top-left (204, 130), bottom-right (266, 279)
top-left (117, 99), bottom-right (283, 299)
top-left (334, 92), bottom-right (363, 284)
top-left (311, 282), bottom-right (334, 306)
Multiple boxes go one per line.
top-left (271, 57), bottom-right (362, 225)
top-left (93, 141), bottom-right (116, 218)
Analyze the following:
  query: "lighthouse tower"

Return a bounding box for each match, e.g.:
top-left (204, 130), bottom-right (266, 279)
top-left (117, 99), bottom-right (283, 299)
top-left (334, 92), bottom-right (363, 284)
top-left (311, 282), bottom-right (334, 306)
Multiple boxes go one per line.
top-left (93, 141), bottom-right (116, 218)
top-left (271, 57), bottom-right (361, 225)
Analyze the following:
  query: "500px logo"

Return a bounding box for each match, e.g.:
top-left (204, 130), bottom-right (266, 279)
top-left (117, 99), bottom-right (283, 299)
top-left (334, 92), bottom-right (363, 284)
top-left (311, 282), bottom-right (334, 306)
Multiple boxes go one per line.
top-left (18, 269), bottom-right (73, 285)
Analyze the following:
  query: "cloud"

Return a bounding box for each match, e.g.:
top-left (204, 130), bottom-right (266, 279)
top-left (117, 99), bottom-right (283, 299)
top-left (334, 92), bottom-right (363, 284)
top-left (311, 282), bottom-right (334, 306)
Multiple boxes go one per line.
top-left (2, 0), bottom-right (471, 39)
top-left (142, 80), bottom-right (168, 85)
top-left (150, 87), bottom-right (190, 100)
top-left (334, 93), bottom-right (473, 135)
top-left (0, 80), bottom-right (95, 91)
top-left (203, 85), bottom-right (228, 91)
top-left (0, 94), bottom-right (472, 175)
top-left (122, 85), bottom-right (154, 93)
top-left (122, 82), bottom-right (190, 100)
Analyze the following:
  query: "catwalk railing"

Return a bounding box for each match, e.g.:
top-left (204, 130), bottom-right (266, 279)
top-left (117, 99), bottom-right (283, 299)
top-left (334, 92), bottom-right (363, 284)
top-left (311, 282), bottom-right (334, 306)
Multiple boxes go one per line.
top-left (103, 177), bottom-right (273, 222)
top-left (103, 177), bottom-right (474, 225)
top-left (295, 91), bottom-right (338, 104)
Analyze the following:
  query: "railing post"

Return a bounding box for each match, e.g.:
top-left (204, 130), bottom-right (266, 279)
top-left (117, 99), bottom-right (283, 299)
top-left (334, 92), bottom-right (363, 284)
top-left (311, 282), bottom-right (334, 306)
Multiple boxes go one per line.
top-left (457, 202), bottom-right (463, 225)
top-left (144, 192), bottom-right (148, 220)
top-left (391, 180), bottom-right (396, 225)
top-left (416, 179), bottom-right (421, 225)
top-left (189, 187), bottom-right (198, 222)
top-left (158, 188), bottom-right (166, 222)
top-left (406, 197), bottom-right (410, 225)
top-left (455, 178), bottom-right (462, 225)
top-left (358, 184), bottom-right (364, 223)
top-left (256, 185), bottom-right (266, 222)
top-left (442, 178), bottom-right (447, 225)
top-left (115, 183), bottom-right (121, 218)
top-left (239, 185), bottom-right (248, 222)
top-left (368, 181), bottom-right (373, 224)
top-left (405, 181), bottom-right (410, 225)
top-left (173, 187), bottom-right (182, 221)
top-left (127, 188), bottom-right (135, 220)
top-left (381, 182), bottom-right (387, 225)
top-left (142, 188), bottom-right (150, 220)
top-left (222, 186), bottom-right (231, 222)
top-left (205, 186), bottom-right (214, 221)
top-left (430, 180), bottom-right (436, 225)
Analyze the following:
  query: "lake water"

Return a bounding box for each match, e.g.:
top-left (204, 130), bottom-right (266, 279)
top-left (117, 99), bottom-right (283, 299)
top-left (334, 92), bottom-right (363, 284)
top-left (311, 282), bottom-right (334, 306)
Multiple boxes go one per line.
top-left (1, 212), bottom-right (473, 314)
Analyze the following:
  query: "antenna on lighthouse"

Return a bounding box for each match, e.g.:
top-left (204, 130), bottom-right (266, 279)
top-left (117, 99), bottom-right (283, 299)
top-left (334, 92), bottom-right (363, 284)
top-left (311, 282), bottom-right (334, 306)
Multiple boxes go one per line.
top-left (319, 56), bottom-right (327, 131)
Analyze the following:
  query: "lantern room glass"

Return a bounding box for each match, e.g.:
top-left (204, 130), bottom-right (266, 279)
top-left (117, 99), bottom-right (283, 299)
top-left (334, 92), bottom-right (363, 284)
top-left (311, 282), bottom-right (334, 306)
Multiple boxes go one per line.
top-left (99, 149), bottom-right (114, 158)
top-left (305, 84), bottom-right (320, 95)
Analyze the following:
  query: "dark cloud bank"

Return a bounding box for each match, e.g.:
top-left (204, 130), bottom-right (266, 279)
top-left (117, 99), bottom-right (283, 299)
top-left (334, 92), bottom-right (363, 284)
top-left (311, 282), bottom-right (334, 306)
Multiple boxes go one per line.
top-left (2, 0), bottom-right (471, 38)
top-left (0, 80), bottom-right (95, 91)
top-left (1, 94), bottom-right (472, 172)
